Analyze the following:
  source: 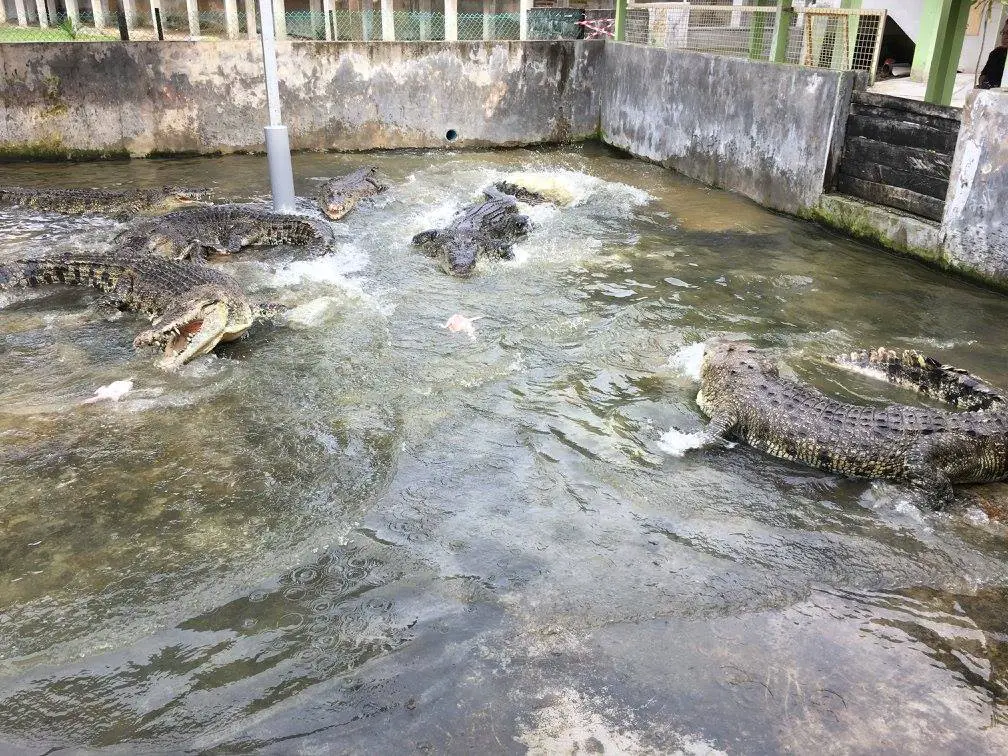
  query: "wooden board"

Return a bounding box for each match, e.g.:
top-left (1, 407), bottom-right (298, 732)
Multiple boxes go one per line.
top-left (842, 135), bottom-right (953, 181)
top-left (846, 113), bottom-right (959, 154)
top-left (839, 160), bottom-right (949, 200)
top-left (851, 102), bottom-right (964, 135)
top-left (837, 174), bottom-right (945, 222)
top-left (852, 91), bottom-right (962, 123)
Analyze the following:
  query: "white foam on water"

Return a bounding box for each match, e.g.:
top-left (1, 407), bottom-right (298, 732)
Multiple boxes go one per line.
top-left (667, 342), bottom-right (706, 381)
top-left (504, 168), bottom-right (653, 209)
top-left (283, 296), bottom-right (346, 328)
top-left (266, 248), bottom-right (369, 288)
top-left (657, 428), bottom-right (709, 457)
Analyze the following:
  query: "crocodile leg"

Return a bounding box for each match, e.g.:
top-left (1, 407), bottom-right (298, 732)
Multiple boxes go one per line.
top-left (700, 411), bottom-right (739, 449)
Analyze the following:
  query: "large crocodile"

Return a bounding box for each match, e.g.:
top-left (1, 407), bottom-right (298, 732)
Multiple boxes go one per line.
top-left (0, 185), bottom-right (211, 218)
top-left (0, 247), bottom-right (282, 369)
top-left (118, 204), bottom-right (335, 260)
top-left (695, 341), bottom-right (1008, 507)
top-left (412, 186), bottom-right (533, 276)
top-left (317, 166), bottom-right (389, 220)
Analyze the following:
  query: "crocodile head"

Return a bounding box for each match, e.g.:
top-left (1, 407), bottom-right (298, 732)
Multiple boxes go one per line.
top-left (155, 185), bottom-right (213, 211)
top-left (133, 285), bottom-right (254, 370)
top-left (318, 167), bottom-right (381, 220)
top-left (697, 340), bottom-right (763, 416)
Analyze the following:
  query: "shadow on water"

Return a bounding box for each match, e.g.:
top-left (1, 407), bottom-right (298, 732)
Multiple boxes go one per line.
top-left (1, 145), bottom-right (1008, 751)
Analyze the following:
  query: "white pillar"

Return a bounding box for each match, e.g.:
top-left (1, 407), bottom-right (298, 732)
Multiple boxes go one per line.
top-left (272, 0), bottom-right (286, 39)
top-left (444, 0), bottom-right (456, 40)
top-left (308, 0), bottom-right (322, 37)
top-left (12, 0), bottom-right (27, 26)
top-left (482, 0), bottom-right (494, 40)
top-left (380, 0), bottom-right (392, 40)
top-left (519, 0), bottom-right (529, 41)
top-left (418, 0), bottom-right (430, 40)
top-left (65, 0), bottom-right (79, 26)
top-left (34, 0), bottom-right (47, 27)
top-left (361, 0), bottom-right (372, 40)
top-left (121, 0), bottom-right (137, 32)
top-left (224, 0), bottom-right (239, 37)
top-left (185, 0), bottom-right (200, 37)
top-left (244, 0), bottom-right (256, 38)
top-left (91, 0), bottom-right (105, 29)
top-left (322, 0), bottom-right (332, 39)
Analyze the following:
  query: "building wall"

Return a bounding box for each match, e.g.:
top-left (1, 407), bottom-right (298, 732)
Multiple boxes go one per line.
top-left (599, 42), bottom-right (858, 214)
top-left (0, 40), bottom-right (603, 157)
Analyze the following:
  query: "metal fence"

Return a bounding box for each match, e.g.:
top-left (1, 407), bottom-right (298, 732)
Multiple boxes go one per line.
top-left (626, 3), bottom-right (887, 82)
top-left (0, 6), bottom-right (603, 42)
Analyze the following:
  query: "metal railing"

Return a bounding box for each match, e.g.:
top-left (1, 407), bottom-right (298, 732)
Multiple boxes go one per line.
top-left (0, 6), bottom-right (606, 43)
top-left (625, 3), bottom-right (887, 83)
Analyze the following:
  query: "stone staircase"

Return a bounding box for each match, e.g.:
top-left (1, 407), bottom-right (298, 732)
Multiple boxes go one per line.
top-left (833, 91), bottom-right (961, 223)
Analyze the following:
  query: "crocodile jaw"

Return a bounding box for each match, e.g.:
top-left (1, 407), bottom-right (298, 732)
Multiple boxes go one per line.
top-left (320, 197), bottom-right (355, 221)
top-left (135, 299), bottom-right (254, 370)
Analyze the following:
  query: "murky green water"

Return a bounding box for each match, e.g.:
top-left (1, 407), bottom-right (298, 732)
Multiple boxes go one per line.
top-left (1, 145), bottom-right (1008, 753)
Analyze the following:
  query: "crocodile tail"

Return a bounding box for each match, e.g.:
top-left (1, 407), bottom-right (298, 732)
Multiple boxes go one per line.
top-left (835, 347), bottom-right (1007, 411)
top-left (0, 258), bottom-right (121, 293)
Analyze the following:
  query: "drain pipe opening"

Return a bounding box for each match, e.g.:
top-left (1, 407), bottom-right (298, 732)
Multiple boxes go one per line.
top-left (445, 129), bottom-right (458, 141)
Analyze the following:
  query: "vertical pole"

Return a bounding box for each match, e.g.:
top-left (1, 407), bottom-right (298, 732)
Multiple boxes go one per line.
top-left (361, 0), bottom-right (371, 40)
top-left (121, 0), bottom-right (135, 32)
top-left (419, 0), bottom-right (430, 40)
top-left (34, 0), bottom-right (48, 27)
top-left (155, 6), bottom-right (164, 38)
top-left (65, 0), bottom-right (80, 27)
top-left (613, 0), bottom-right (626, 42)
top-left (115, 0), bottom-right (129, 38)
top-left (92, 0), bottom-right (105, 30)
top-left (244, 0), bottom-right (257, 38)
top-left (748, 0), bottom-right (775, 60)
top-left (185, 0), bottom-right (200, 37)
top-left (309, 0), bottom-right (322, 38)
top-left (770, 0), bottom-right (794, 63)
top-left (444, 0), bottom-right (456, 40)
top-left (381, 0), bottom-right (393, 40)
top-left (482, 0), bottom-right (493, 40)
top-left (13, 0), bottom-right (28, 27)
top-left (519, 0), bottom-right (529, 40)
top-left (147, 0), bottom-right (157, 34)
top-left (224, 0), bottom-right (240, 37)
top-left (272, 0), bottom-right (286, 39)
top-left (256, 0), bottom-right (296, 212)
top-left (924, 0), bottom-right (970, 105)
top-left (322, 0), bottom-right (332, 39)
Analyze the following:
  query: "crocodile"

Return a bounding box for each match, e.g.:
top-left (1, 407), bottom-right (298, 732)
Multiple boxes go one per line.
top-left (117, 204), bottom-right (335, 260)
top-left (317, 166), bottom-right (389, 220)
top-left (0, 247), bottom-right (282, 369)
top-left (412, 186), bottom-right (532, 276)
top-left (695, 341), bottom-right (1008, 507)
top-left (0, 184), bottom-right (211, 218)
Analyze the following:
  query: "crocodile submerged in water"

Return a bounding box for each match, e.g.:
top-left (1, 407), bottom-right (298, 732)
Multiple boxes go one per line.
top-left (0, 247), bottom-right (282, 369)
top-left (118, 204), bottom-right (335, 260)
top-left (317, 166), bottom-right (389, 220)
top-left (0, 185), bottom-right (211, 218)
top-left (412, 186), bottom-right (534, 276)
top-left (695, 341), bottom-right (1008, 507)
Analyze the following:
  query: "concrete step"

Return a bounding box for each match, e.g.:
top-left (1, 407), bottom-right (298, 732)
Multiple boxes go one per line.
top-left (810, 193), bottom-right (942, 265)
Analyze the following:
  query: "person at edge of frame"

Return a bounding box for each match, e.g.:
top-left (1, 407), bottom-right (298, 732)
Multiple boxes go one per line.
top-left (978, 16), bottom-right (1008, 89)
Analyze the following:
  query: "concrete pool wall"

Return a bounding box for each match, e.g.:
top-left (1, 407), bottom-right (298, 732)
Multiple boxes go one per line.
top-left (0, 40), bottom-right (603, 158)
top-left (0, 39), bottom-right (1005, 289)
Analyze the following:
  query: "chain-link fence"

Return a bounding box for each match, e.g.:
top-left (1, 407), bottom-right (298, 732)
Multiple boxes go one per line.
top-left (625, 4), bottom-right (887, 82)
top-left (1, 5), bottom-right (607, 43)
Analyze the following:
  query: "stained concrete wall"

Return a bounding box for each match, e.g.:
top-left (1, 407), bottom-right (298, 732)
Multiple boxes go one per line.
top-left (599, 42), bottom-right (858, 215)
top-left (0, 40), bottom-right (603, 158)
top-left (941, 89), bottom-right (1008, 284)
